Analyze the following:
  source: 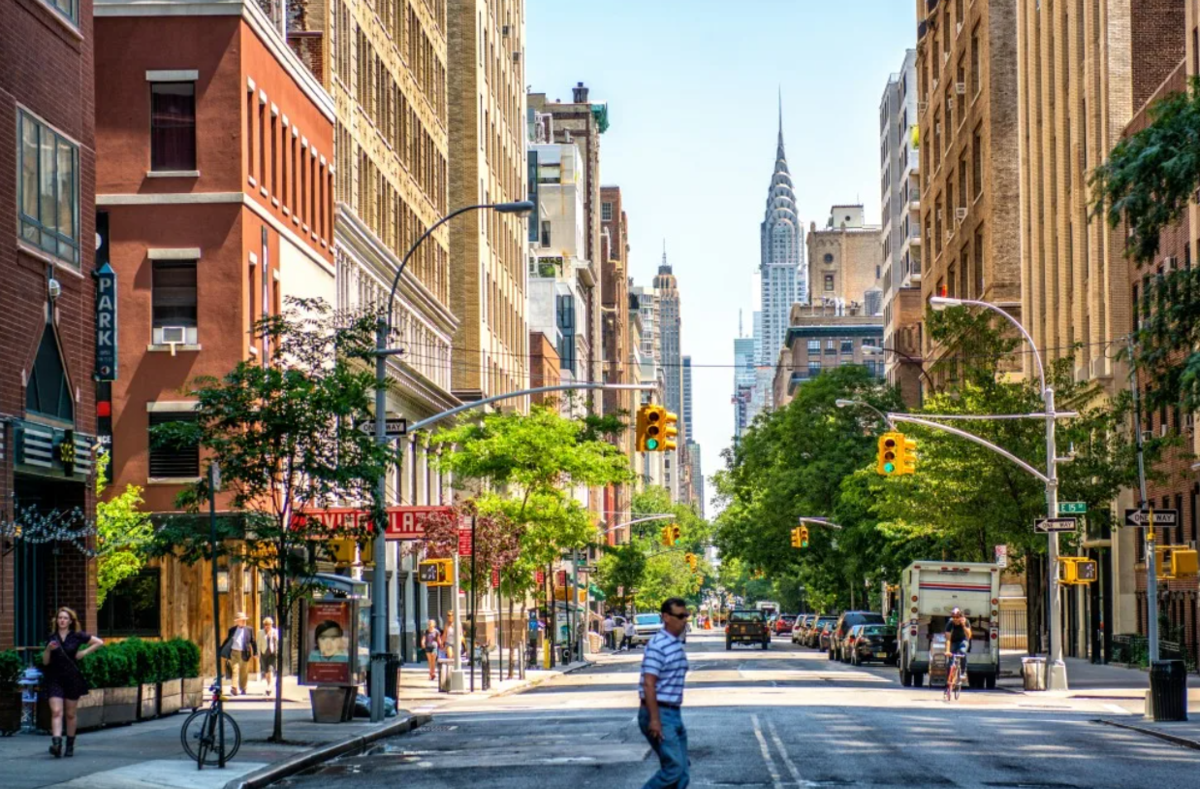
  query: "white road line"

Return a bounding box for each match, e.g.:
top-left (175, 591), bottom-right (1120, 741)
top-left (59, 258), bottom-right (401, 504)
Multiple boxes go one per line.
top-left (1105, 703), bottom-right (1133, 715)
top-left (767, 718), bottom-right (804, 785)
top-left (751, 714), bottom-right (784, 789)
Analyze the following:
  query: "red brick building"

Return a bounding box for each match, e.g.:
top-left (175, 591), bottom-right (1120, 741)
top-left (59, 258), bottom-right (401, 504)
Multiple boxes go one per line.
top-left (1124, 60), bottom-right (1200, 668)
top-left (0, 0), bottom-right (98, 652)
top-left (94, 0), bottom-right (334, 665)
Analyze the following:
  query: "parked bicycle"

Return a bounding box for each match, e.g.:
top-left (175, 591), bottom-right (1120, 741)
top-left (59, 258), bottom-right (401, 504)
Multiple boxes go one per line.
top-left (944, 653), bottom-right (966, 702)
top-left (181, 680), bottom-right (242, 768)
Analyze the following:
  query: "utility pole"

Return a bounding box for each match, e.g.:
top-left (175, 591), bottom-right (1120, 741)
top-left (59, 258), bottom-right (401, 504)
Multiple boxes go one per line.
top-left (1128, 334), bottom-right (1159, 662)
top-left (207, 462), bottom-right (225, 769)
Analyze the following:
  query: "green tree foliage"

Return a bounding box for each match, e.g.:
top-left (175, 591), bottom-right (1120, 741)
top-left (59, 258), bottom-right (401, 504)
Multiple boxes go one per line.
top-left (147, 298), bottom-right (391, 741)
top-left (1092, 79), bottom-right (1200, 411)
top-left (94, 452), bottom-right (154, 608)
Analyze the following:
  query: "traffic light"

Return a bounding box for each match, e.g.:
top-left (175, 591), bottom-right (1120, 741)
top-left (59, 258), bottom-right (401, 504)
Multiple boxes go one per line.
top-left (800, 525), bottom-right (809, 548)
top-left (1057, 557), bottom-right (1098, 585)
top-left (899, 435), bottom-right (918, 475)
top-left (790, 527), bottom-right (801, 548)
top-left (1154, 546), bottom-right (1199, 580)
top-left (685, 553), bottom-right (698, 571)
top-left (661, 411), bottom-right (679, 452)
top-left (671, 523), bottom-right (681, 545)
top-left (417, 558), bottom-right (453, 586)
top-left (877, 432), bottom-right (901, 475)
top-left (660, 525), bottom-right (673, 547)
top-left (638, 404), bottom-right (666, 451)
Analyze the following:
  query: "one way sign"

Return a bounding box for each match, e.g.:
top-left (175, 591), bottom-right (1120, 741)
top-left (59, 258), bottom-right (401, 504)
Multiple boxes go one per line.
top-left (1124, 509), bottom-right (1178, 528)
top-left (356, 417), bottom-right (408, 438)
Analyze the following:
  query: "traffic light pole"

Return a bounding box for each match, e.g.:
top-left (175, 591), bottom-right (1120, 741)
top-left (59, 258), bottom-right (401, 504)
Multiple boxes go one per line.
top-left (1128, 333), bottom-right (1159, 663)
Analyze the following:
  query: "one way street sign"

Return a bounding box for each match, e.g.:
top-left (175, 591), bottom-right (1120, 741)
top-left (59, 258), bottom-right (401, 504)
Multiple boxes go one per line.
top-left (1035, 517), bottom-right (1078, 534)
top-left (1124, 509), bottom-right (1178, 528)
top-left (356, 417), bottom-right (408, 438)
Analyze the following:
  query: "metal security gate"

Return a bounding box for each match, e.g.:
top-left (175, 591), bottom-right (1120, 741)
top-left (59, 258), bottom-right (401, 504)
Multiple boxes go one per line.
top-left (999, 606), bottom-right (1028, 650)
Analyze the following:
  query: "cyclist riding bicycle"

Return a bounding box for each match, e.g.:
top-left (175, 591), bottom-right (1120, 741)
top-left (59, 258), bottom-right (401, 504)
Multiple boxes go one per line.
top-left (944, 607), bottom-right (972, 680)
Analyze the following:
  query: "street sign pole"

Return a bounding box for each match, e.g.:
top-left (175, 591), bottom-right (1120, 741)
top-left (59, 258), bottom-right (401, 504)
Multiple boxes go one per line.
top-left (1128, 334), bottom-right (1158, 663)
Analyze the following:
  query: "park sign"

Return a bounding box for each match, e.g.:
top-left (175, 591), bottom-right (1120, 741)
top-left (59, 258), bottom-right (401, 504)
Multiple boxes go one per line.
top-left (93, 212), bottom-right (117, 381)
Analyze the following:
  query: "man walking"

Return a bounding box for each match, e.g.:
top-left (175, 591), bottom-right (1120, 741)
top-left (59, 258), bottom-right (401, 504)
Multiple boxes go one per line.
top-left (602, 613), bottom-right (616, 650)
top-left (638, 597), bottom-right (690, 788)
top-left (220, 612), bottom-right (257, 696)
top-left (621, 617), bottom-right (637, 651)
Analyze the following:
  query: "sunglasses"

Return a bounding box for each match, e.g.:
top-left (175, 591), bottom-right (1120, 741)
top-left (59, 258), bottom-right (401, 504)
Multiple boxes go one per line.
top-left (665, 611), bottom-right (690, 620)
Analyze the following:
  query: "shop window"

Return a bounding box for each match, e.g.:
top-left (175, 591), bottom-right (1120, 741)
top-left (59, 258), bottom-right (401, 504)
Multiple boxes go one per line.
top-left (97, 570), bottom-right (162, 637)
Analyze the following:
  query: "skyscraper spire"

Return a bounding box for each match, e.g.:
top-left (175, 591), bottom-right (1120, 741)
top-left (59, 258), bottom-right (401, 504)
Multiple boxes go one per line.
top-left (659, 238), bottom-right (670, 274)
top-left (778, 85), bottom-right (784, 151)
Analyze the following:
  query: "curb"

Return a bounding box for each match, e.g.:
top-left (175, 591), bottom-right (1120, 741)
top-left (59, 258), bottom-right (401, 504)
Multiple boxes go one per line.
top-left (222, 713), bottom-right (431, 789)
top-left (455, 660), bottom-right (595, 700)
top-left (1096, 718), bottom-right (1200, 751)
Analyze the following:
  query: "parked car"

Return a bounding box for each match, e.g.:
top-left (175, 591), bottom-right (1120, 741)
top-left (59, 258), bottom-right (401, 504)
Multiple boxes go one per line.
top-left (808, 616), bottom-right (837, 648)
top-left (830, 611), bottom-right (885, 661)
top-left (630, 613), bottom-right (663, 647)
top-left (817, 621), bottom-right (837, 652)
top-left (726, 609), bottom-right (770, 650)
top-left (772, 614), bottom-right (796, 637)
top-left (846, 623), bottom-right (898, 666)
top-left (792, 615), bottom-right (815, 644)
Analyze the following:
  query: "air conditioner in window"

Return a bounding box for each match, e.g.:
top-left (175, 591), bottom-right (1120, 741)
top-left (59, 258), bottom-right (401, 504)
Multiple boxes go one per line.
top-left (1142, 430), bottom-right (1155, 443)
top-left (1165, 256), bottom-right (1178, 270)
top-left (502, 24), bottom-right (510, 36)
top-left (160, 326), bottom-right (187, 344)
top-left (512, 52), bottom-right (521, 63)
top-left (956, 82), bottom-right (966, 95)
top-left (955, 207), bottom-right (968, 222)
top-left (933, 78), bottom-right (940, 92)
top-left (947, 97), bottom-right (955, 111)
top-left (1185, 413), bottom-right (1195, 432)
top-left (918, 101), bottom-right (928, 114)
top-left (957, 21), bottom-right (963, 35)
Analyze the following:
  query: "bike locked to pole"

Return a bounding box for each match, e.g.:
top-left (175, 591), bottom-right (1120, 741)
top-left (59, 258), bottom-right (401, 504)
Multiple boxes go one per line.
top-left (181, 680), bottom-right (241, 768)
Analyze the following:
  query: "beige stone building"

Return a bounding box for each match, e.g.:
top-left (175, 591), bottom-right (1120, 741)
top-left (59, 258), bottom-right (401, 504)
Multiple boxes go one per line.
top-left (772, 304), bottom-right (884, 410)
top-left (915, 0), bottom-right (1021, 385)
top-left (447, 0), bottom-right (529, 404)
top-left (806, 205), bottom-right (883, 313)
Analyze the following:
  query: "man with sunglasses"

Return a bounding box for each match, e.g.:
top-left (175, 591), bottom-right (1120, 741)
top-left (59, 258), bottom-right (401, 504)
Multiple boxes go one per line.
top-left (638, 597), bottom-right (692, 788)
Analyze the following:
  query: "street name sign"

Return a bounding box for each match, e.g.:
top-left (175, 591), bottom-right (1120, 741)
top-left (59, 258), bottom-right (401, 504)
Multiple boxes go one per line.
top-left (1035, 517), bottom-right (1078, 534)
top-left (356, 417), bottom-right (408, 437)
top-left (1124, 509), bottom-right (1179, 528)
top-left (1058, 502), bottom-right (1087, 515)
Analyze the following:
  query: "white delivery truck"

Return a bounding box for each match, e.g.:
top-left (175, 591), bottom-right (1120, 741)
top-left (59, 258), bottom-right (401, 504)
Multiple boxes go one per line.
top-left (896, 561), bottom-right (1001, 689)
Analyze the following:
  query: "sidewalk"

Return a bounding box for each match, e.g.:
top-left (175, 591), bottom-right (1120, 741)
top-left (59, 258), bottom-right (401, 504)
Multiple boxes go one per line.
top-left (393, 653), bottom-right (593, 711)
top-left (998, 655), bottom-right (1200, 701)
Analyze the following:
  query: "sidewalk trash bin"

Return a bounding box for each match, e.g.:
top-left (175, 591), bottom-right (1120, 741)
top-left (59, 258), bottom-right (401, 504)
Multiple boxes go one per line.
top-left (367, 656), bottom-right (402, 703)
top-left (1022, 657), bottom-right (1047, 691)
top-left (438, 658), bottom-right (452, 693)
top-left (1146, 660), bottom-right (1188, 722)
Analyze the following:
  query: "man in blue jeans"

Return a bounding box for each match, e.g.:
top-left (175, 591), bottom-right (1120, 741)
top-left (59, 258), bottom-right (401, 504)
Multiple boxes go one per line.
top-left (638, 597), bottom-right (691, 788)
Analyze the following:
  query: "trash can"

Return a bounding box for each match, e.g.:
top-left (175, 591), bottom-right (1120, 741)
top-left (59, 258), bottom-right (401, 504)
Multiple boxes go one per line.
top-left (1146, 660), bottom-right (1188, 721)
top-left (366, 655), bottom-right (402, 703)
top-left (1022, 657), bottom-right (1047, 691)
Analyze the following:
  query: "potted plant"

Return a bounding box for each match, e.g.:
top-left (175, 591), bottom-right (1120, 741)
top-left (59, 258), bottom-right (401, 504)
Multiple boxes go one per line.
top-left (119, 638), bottom-right (160, 721)
top-left (157, 640), bottom-right (183, 716)
top-left (175, 639), bottom-right (203, 711)
top-left (0, 650), bottom-right (22, 735)
top-left (98, 645), bottom-right (137, 726)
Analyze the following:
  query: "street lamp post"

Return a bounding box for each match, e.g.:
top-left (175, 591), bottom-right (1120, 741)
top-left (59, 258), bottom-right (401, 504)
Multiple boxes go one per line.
top-left (369, 200), bottom-right (533, 721)
top-left (929, 296), bottom-right (1068, 691)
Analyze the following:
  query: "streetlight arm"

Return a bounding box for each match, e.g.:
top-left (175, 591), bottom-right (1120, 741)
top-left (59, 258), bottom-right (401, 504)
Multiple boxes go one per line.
top-left (951, 299), bottom-right (1046, 393)
top-left (918, 412), bottom-right (1078, 421)
top-left (405, 383), bottom-right (653, 434)
top-left (836, 399), bottom-right (896, 430)
top-left (865, 345), bottom-right (939, 393)
top-left (887, 413), bottom-right (1049, 483)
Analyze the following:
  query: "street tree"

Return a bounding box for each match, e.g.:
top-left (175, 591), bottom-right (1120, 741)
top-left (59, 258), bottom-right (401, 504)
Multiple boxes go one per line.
top-left (148, 297), bottom-right (391, 741)
top-left (94, 452), bottom-right (154, 608)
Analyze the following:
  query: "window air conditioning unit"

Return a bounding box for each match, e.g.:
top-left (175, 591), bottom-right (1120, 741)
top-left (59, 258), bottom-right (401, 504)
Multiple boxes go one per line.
top-left (936, 122), bottom-right (942, 135)
top-left (956, 82), bottom-right (966, 95)
top-left (1142, 430), bottom-right (1154, 443)
top-left (947, 97), bottom-right (955, 111)
top-left (933, 78), bottom-right (940, 92)
top-left (1160, 423), bottom-right (1170, 438)
top-left (160, 326), bottom-right (187, 344)
top-left (502, 24), bottom-right (510, 36)
top-left (955, 207), bottom-right (968, 222)
top-left (512, 52), bottom-right (521, 63)
top-left (957, 22), bottom-right (963, 35)
top-left (1186, 413), bottom-right (1195, 432)
top-left (1165, 256), bottom-right (1178, 270)
top-left (918, 101), bottom-right (928, 114)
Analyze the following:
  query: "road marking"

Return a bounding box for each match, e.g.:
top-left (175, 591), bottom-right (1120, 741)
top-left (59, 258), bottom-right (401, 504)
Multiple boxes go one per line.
top-left (1105, 703), bottom-right (1133, 716)
top-left (751, 714), bottom-right (784, 788)
top-left (767, 718), bottom-right (804, 785)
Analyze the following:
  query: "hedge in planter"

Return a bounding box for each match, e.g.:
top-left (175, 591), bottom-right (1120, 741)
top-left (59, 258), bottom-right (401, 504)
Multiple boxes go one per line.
top-left (0, 649), bottom-right (22, 735)
top-left (79, 644), bottom-right (136, 727)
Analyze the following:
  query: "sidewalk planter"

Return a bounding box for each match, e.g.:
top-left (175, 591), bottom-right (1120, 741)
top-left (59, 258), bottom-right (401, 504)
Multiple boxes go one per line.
top-left (158, 678), bottom-right (182, 716)
top-left (182, 677), bottom-right (203, 711)
top-left (0, 691), bottom-right (22, 735)
top-left (35, 690), bottom-right (105, 732)
top-left (102, 686), bottom-right (138, 726)
top-left (138, 682), bottom-right (159, 720)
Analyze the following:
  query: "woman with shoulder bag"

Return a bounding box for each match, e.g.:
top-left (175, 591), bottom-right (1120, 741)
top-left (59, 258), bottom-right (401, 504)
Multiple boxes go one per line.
top-left (42, 607), bottom-right (104, 758)
top-left (423, 619), bottom-right (442, 680)
top-left (260, 617), bottom-right (279, 696)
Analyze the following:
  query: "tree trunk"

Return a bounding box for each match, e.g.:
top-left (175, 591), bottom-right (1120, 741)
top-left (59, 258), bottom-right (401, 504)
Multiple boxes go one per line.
top-left (271, 567), bottom-right (286, 742)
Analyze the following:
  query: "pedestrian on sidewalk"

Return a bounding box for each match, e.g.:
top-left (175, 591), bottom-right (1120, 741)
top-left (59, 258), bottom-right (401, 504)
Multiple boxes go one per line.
top-left (444, 612), bottom-right (463, 663)
top-left (423, 620), bottom-right (442, 680)
top-left (621, 617), bottom-right (636, 651)
top-left (603, 613), bottom-right (616, 650)
top-left (220, 612), bottom-right (257, 696)
top-left (42, 607), bottom-right (104, 758)
top-left (260, 617), bottom-right (278, 696)
top-left (638, 597), bottom-right (691, 789)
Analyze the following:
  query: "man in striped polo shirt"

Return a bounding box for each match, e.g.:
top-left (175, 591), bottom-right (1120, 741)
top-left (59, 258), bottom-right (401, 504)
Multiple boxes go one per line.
top-left (638, 597), bottom-right (691, 788)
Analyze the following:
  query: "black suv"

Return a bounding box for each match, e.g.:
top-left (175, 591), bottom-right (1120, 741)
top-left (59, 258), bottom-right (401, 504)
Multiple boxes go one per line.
top-left (830, 611), bottom-right (885, 661)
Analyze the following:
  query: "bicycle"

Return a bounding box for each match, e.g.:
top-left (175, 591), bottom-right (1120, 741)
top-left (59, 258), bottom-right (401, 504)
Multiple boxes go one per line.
top-left (181, 680), bottom-right (242, 769)
top-left (944, 652), bottom-right (966, 702)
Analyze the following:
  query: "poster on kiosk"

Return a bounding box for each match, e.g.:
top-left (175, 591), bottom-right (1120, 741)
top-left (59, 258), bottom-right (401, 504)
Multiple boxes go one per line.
top-left (300, 598), bottom-right (365, 686)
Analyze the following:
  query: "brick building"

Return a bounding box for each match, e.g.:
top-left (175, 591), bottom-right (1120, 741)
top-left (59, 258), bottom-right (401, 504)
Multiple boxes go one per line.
top-left (600, 185), bottom-right (632, 527)
top-left (94, 0), bottom-right (334, 670)
top-left (807, 205), bottom-right (883, 314)
top-left (915, 0), bottom-right (1022, 385)
top-left (772, 304), bottom-right (884, 410)
top-left (0, 0), bottom-right (98, 653)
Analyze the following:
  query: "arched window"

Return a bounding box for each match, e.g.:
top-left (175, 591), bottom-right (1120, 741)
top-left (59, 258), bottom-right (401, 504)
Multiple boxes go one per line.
top-left (26, 319), bottom-right (74, 422)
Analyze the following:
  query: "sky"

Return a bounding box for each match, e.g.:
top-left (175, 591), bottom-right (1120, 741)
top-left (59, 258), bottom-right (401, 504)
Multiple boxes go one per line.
top-left (525, 0), bottom-right (917, 510)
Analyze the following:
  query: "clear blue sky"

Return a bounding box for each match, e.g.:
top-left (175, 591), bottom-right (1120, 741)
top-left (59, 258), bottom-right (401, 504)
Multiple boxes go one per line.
top-left (525, 0), bottom-right (917, 509)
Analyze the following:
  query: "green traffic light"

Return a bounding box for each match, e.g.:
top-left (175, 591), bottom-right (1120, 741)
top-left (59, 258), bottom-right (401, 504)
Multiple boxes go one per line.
top-left (883, 462), bottom-right (895, 474)
top-left (647, 438), bottom-right (659, 450)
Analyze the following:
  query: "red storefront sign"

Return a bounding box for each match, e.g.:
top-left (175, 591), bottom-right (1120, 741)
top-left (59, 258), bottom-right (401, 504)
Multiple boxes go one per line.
top-left (492, 567), bottom-right (501, 589)
top-left (555, 570), bottom-right (568, 588)
top-left (458, 527), bottom-right (473, 557)
top-left (535, 569), bottom-right (545, 586)
top-left (293, 506), bottom-right (455, 540)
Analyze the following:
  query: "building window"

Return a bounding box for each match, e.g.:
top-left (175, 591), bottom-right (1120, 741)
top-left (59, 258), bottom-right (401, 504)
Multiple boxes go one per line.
top-left (825, 339), bottom-right (837, 355)
top-left (823, 253), bottom-right (834, 264)
top-left (972, 126), bottom-right (983, 199)
top-left (149, 411), bottom-right (200, 478)
top-left (540, 220), bottom-right (551, 247)
top-left (807, 360), bottom-right (822, 377)
top-left (26, 319), bottom-right (74, 422)
top-left (840, 339), bottom-right (854, 355)
top-left (40, 0), bottom-right (78, 25)
top-left (150, 83), bottom-right (196, 171)
top-left (601, 202), bottom-right (613, 222)
top-left (97, 570), bottom-right (161, 637)
top-left (152, 261), bottom-right (198, 345)
top-left (18, 110), bottom-right (79, 266)
top-left (806, 339), bottom-right (820, 354)
top-left (824, 274), bottom-right (835, 291)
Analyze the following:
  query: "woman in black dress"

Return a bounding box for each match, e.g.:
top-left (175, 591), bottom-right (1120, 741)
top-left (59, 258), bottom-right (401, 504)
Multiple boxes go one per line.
top-left (41, 607), bottom-right (104, 758)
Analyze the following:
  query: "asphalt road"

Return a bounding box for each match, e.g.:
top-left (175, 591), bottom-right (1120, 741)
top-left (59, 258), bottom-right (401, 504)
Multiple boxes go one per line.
top-left (278, 632), bottom-right (1200, 788)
